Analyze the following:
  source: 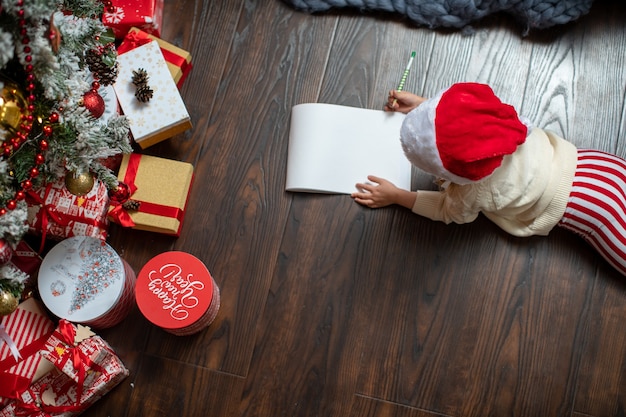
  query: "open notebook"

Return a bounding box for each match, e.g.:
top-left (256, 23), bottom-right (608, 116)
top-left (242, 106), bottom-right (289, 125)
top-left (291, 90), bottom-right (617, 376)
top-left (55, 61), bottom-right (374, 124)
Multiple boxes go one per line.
top-left (285, 103), bottom-right (411, 194)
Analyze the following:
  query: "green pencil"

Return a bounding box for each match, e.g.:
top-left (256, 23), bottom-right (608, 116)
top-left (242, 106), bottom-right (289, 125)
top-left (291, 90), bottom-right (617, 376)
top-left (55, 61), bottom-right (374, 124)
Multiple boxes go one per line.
top-left (391, 51), bottom-right (416, 108)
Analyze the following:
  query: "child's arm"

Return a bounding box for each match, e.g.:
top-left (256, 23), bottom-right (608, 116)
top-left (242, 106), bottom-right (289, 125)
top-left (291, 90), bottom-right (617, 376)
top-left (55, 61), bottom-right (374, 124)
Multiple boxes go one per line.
top-left (351, 175), bottom-right (417, 209)
top-left (384, 90), bottom-right (427, 114)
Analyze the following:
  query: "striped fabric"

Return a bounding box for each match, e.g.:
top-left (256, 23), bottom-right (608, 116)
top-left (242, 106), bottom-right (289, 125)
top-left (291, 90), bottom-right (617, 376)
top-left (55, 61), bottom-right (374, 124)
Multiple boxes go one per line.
top-left (559, 149), bottom-right (626, 275)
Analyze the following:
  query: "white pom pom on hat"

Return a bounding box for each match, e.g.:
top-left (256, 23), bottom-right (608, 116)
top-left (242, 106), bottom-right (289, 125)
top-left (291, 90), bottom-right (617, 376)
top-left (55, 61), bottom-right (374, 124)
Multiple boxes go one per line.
top-left (400, 82), bottom-right (529, 184)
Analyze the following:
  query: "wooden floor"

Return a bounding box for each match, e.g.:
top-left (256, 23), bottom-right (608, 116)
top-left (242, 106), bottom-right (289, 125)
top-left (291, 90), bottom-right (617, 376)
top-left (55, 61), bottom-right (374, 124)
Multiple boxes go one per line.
top-left (90, 1), bottom-right (626, 416)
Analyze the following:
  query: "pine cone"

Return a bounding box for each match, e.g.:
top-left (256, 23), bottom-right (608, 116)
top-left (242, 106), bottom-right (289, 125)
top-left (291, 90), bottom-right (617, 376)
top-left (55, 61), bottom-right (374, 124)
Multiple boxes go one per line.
top-left (135, 85), bottom-right (154, 103)
top-left (131, 68), bottom-right (150, 86)
top-left (85, 48), bottom-right (119, 86)
top-left (122, 199), bottom-right (141, 211)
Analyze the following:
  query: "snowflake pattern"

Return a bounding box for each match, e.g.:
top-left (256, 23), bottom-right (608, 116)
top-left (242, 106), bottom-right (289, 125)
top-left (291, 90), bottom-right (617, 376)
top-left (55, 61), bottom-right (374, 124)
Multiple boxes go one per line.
top-left (103, 7), bottom-right (125, 25)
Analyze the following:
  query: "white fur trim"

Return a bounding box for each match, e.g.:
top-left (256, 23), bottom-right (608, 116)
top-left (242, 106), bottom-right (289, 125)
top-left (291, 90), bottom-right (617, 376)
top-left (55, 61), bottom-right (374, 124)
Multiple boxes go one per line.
top-left (400, 88), bottom-right (476, 184)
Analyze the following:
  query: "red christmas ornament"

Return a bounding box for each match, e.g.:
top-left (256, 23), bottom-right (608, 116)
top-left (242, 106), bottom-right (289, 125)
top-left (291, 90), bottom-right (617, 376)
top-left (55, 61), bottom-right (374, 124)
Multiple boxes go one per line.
top-left (0, 239), bottom-right (13, 265)
top-left (82, 89), bottom-right (105, 118)
top-left (109, 182), bottom-right (131, 204)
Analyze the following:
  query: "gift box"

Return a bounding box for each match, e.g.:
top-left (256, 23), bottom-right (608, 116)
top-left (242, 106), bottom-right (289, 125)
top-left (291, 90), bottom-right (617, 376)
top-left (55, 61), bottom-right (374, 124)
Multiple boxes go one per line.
top-left (25, 179), bottom-right (110, 250)
top-left (38, 237), bottom-right (136, 329)
top-left (102, 0), bottom-right (163, 39)
top-left (136, 251), bottom-right (220, 336)
top-left (108, 153), bottom-right (194, 236)
top-left (118, 27), bottom-right (193, 88)
top-left (0, 321), bottom-right (129, 416)
top-left (0, 298), bottom-right (56, 406)
top-left (113, 40), bottom-right (192, 149)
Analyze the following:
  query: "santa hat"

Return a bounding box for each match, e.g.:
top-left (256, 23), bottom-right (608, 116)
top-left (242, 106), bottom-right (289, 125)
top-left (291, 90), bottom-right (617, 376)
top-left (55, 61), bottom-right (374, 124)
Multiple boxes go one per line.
top-left (400, 83), bottom-right (529, 184)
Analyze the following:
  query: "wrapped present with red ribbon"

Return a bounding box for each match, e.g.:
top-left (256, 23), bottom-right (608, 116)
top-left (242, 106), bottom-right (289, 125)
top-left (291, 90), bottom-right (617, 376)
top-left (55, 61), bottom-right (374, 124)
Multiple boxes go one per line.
top-left (108, 153), bottom-right (194, 236)
top-left (118, 27), bottom-right (192, 88)
top-left (0, 321), bottom-right (129, 416)
top-left (25, 179), bottom-right (109, 253)
top-left (102, 0), bottom-right (163, 39)
top-left (0, 298), bottom-right (56, 407)
top-left (113, 40), bottom-right (192, 149)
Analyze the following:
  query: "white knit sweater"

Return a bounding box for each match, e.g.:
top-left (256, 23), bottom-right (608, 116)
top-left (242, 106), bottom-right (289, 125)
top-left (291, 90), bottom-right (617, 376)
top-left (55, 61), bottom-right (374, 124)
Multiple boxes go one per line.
top-left (411, 128), bottom-right (578, 237)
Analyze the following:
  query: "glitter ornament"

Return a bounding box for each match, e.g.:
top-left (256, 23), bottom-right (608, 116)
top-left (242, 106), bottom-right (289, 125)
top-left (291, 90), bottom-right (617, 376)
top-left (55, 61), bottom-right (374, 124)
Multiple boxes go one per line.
top-left (0, 289), bottom-right (18, 316)
top-left (0, 80), bottom-right (30, 143)
top-left (108, 182), bottom-right (131, 204)
top-left (82, 89), bottom-right (105, 118)
top-left (65, 169), bottom-right (95, 196)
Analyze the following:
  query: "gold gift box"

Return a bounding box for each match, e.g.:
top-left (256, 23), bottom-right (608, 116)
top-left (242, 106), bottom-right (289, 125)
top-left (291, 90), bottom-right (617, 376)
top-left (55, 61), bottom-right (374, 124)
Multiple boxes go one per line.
top-left (111, 153), bottom-right (194, 235)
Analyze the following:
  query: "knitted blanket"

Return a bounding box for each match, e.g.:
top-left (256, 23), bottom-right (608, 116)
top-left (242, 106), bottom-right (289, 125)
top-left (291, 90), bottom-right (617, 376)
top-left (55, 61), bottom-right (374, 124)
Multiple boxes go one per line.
top-left (281, 0), bottom-right (594, 32)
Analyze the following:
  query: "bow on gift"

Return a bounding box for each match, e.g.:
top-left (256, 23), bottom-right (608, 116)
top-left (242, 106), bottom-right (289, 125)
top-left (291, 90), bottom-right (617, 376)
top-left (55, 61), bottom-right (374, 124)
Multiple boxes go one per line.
top-left (108, 153), bottom-right (185, 229)
top-left (26, 186), bottom-right (71, 253)
top-left (10, 321), bottom-right (105, 416)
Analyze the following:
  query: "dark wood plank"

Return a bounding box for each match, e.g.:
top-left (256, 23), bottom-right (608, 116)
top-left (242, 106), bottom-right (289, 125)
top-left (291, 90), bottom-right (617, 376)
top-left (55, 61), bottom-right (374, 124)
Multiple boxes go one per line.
top-left (350, 394), bottom-right (454, 417)
top-left (90, 354), bottom-right (244, 417)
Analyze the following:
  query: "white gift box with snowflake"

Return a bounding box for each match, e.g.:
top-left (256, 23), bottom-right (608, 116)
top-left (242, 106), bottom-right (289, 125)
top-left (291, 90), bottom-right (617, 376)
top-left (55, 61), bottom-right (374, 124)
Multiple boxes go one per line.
top-left (113, 40), bottom-right (192, 149)
top-left (38, 237), bottom-right (137, 329)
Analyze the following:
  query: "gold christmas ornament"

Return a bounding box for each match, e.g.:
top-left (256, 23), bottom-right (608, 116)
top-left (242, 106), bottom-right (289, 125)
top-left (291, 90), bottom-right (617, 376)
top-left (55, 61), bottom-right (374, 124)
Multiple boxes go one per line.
top-left (0, 80), bottom-right (29, 142)
top-left (0, 289), bottom-right (18, 316)
top-left (65, 170), bottom-right (95, 196)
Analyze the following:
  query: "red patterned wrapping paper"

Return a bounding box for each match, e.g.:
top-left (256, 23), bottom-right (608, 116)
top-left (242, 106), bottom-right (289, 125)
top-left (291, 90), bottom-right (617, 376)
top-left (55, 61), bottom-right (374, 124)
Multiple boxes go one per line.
top-left (0, 321), bottom-right (129, 416)
top-left (0, 298), bottom-right (55, 406)
top-left (102, 0), bottom-right (164, 39)
top-left (25, 179), bottom-right (109, 249)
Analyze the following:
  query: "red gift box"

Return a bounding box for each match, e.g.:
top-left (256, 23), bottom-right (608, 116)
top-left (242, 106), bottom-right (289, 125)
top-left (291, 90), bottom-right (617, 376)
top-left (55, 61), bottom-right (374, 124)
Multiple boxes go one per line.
top-left (26, 179), bottom-right (110, 251)
top-left (0, 298), bottom-right (56, 406)
top-left (0, 322), bottom-right (129, 416)
top-left (102, 0), bottom-right (164, 39)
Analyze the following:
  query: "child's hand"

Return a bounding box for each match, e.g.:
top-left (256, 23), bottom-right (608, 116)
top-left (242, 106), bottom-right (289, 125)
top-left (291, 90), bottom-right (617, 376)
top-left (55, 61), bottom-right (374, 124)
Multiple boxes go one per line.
top-left (384, 90), bottom-right (427, 114)
top-left (352, 176), bottom-right (402, 208)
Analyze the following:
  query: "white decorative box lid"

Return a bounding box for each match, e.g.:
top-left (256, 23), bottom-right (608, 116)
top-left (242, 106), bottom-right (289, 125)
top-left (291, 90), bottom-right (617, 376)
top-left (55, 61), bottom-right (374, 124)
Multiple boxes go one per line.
top-left (38, 237), bottom-right (125, 322)
top-left (113, 40), bottom-right (191, 147)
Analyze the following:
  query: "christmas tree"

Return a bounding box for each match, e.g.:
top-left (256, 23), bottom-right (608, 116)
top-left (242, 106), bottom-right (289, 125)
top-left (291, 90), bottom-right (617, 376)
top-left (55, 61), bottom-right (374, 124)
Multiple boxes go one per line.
top-left (0, 0), bottom-right (131, 302)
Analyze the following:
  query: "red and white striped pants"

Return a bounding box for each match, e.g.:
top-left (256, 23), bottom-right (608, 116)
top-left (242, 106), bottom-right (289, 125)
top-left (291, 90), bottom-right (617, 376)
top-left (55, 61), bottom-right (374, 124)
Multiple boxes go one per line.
top-left (558, 149), bottom-right (626, 276)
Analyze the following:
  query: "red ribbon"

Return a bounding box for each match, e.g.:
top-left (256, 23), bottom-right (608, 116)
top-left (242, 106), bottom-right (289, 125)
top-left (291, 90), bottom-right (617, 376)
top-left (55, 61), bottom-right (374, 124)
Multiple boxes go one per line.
top-left (116, 30), bottom-right (152, 54)
top-left (109, 153), bottom-right (185, 232)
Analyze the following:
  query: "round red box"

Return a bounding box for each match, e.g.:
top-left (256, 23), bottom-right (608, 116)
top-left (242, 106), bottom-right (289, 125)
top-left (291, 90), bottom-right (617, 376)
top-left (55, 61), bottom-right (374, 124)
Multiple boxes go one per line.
top-left (38, 237), bottom-right (136, 329)
top-left (135, 251), bottom-right (220, 336)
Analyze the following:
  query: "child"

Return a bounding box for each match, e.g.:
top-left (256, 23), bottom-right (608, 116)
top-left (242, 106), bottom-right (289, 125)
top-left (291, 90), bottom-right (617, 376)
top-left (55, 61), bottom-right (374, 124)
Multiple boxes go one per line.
top-left (351, 82), bottom-right (626, 276)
